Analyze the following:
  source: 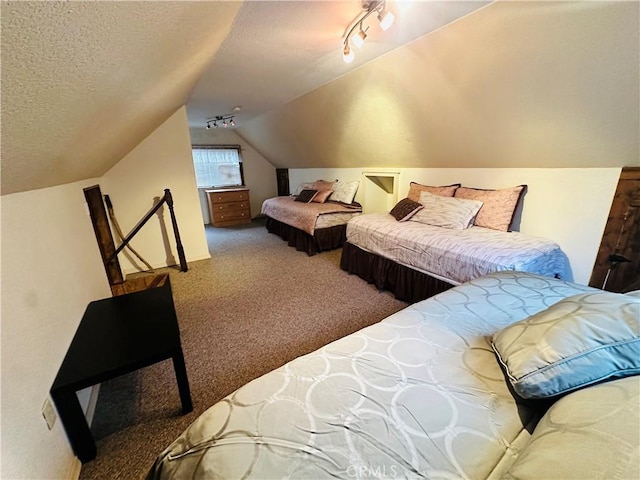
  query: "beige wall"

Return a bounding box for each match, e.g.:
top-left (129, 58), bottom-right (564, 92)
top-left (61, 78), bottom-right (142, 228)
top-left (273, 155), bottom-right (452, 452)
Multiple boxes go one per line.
top-left (0, 107), bottom-right (213, 479)
top-left (102, 107), bottom-right (211, 274)
top-left (1, 180), bottom-right (112, 479)
top-left (239, 1), bottom-right (639, 170)
top-left (289, 167), bottom-right (620, 285)
top-left (189, 128), bottom-right (277, 223)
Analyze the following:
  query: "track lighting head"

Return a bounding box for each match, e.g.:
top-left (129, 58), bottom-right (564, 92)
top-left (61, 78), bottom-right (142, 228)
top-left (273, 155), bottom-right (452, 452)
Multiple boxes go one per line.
top-left (342, 0), bottom-right (393, 63)
top-left (352, 25), bottom-right (367, 48)
top-left (342, 44), bottom-right (354, 63)
top-left (205, 114), bottom-right (236, 129)
top-left (377, 9), bottom-right (394, 31)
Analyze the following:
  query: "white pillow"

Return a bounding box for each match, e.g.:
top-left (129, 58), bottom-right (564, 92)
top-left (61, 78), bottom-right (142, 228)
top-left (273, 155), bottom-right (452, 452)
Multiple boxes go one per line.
top-left (330, 181), bottom-right (359, 204)
top-left (410, 191), bottom-right (483, 229)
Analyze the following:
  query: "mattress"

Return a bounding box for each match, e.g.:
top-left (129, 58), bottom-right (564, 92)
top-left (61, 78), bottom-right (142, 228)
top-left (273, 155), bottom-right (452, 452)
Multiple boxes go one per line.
top-left (146, 272), bottom-right (595, 480)
top-left (315, 211), bottom-right (361, 229)
top-left (346, 212), bottom-right (570, 285)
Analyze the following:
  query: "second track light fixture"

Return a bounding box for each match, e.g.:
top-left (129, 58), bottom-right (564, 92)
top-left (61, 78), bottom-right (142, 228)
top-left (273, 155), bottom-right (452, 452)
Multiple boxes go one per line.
top-left (342, 0), bottom-right (394, 63)
top-left (206, 114), bottom-right (236, 129)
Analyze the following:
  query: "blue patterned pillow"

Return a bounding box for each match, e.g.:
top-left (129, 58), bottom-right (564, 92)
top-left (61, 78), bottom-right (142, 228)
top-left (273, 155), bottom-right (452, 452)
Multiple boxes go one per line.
top-left (491, 291), bottom-right (640, 399)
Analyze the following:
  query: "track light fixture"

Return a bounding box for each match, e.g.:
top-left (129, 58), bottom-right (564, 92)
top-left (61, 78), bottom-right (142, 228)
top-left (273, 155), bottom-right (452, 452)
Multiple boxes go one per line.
top-left (205, 114), bottom-right (236, 129)
top-left (342, 0), bottom-right (394, 63)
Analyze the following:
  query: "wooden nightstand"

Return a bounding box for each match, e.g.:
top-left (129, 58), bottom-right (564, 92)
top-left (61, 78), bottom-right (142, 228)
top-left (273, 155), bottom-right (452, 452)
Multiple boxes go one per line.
top-left (206, 188), bottom-right (251, 227)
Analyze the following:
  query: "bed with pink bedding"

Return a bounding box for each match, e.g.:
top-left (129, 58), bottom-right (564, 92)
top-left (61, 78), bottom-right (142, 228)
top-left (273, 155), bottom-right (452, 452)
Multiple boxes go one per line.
top-left (261, 196), bottom-right (361, 256)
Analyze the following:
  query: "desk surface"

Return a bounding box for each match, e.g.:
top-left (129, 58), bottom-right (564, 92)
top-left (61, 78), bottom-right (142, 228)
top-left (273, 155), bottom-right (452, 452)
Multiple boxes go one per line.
top-left (52, 280), bottom-right (181, 393)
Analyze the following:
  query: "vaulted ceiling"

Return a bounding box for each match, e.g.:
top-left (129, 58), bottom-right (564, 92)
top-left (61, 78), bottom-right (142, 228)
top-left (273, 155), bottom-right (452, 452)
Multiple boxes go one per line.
top-left (1, 0), bottom-right (490, 195)
top-left (2, 1), bottom-right (638, 196)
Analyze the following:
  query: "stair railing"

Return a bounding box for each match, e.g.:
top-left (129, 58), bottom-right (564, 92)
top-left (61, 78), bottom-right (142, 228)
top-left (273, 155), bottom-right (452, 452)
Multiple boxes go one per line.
top-left (105, 188), bottom-right (188, 272)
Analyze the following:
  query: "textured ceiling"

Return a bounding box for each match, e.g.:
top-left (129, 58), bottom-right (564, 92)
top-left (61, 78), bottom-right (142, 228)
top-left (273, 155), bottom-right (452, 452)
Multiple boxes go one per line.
top-left (187, 1), bottom-right (491, 127)
top-left (1, 0), bottom-right (490, 195)
top-left (1, 1), bottom-right (242, 195)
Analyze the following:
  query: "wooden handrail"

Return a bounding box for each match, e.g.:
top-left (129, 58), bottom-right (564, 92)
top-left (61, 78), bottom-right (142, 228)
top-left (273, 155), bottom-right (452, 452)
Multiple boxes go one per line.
top-left (105, 189), bottom-right (188, 272)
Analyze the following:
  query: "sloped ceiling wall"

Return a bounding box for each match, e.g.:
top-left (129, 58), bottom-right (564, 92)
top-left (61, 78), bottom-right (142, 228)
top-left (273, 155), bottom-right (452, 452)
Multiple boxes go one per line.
top-left (0, 1), bottom-right (242, 195)
top-left (238, 1), bottom-right (639, 169)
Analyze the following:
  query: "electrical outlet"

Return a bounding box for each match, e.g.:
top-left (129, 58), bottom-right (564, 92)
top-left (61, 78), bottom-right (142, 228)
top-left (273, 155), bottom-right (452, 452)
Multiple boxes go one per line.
top-left (42, 398), bottom-right (57, 430)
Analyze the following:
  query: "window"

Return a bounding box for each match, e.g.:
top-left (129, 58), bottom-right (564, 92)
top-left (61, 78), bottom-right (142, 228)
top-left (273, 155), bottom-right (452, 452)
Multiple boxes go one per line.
top-left (191, 145), bottom-right (244, 188)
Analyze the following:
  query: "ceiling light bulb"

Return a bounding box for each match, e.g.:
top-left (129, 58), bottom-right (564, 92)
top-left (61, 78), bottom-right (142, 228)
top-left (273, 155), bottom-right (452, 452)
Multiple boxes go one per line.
top-left (377, 9), bottom-right (394, 31)
top-left (206, 123), bottom-right (211, 129)
top-left (230, 119), bottom-right (235, 126)
top-left (342, 45), bottom-right (354, 63)
top-left (352, 28), bottom-right (367, 48)
top-left (223, 120), bottom-right (228, 128)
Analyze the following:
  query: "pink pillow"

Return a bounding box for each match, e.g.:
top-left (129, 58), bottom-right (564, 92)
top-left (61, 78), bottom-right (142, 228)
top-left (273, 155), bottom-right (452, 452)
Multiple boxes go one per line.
top-left (407, 182), bottom-right (460, 202)
top-left (311, 190), bottom-right (333, 203)
top-left (454, 185), bottom-right (526, 231)
top-left (309, 180), bottom-right (336, 191)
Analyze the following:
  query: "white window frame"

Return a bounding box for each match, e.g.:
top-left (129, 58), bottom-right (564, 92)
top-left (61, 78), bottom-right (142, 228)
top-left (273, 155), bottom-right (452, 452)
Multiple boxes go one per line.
top-left (191, 145), bottom-right (245, 188)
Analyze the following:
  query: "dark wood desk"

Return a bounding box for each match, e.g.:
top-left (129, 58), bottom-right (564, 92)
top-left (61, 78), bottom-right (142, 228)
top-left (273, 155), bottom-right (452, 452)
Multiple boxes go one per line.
top-left (50, 278), bottom-right (192, 463)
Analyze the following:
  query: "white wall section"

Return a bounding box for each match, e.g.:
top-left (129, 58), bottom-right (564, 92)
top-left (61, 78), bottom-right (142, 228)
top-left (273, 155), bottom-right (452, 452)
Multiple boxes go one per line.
top-left (1, 180), bottom-right (112, 479)
top-left (289, 167), bottom-right (620, 285)
top-left (102, 108), bottom-right (210, 274)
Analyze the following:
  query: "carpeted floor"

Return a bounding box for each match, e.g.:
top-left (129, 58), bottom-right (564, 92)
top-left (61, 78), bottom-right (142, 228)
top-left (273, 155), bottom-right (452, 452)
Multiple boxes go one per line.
top-left (79, 218), bottom-right (407, 480)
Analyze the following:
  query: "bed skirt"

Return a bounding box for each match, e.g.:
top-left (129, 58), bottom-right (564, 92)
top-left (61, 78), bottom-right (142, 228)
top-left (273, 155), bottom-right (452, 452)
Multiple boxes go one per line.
top-left (340, 241), bottom-right (454, 303)
top-left (265, 217), bottom-right (347, 256)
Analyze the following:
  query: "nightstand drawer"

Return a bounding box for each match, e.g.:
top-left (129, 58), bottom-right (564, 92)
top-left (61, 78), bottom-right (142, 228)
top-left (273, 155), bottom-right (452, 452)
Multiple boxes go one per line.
top-left (208, 191), bottom-right (248, 203)
top-left (211, 209), bottom-right (250, 223)
top-left (211, 201), bottom-right (249, 212)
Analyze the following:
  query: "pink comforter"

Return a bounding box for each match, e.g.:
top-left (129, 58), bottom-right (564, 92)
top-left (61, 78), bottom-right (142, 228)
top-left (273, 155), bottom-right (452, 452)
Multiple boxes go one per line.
top-left (261, 196), bottom-right (361, 235)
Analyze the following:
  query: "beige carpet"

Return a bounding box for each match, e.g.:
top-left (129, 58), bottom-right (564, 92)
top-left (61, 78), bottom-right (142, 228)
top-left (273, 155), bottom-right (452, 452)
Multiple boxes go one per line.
top-left (79, 218), bottom-right (407, 480)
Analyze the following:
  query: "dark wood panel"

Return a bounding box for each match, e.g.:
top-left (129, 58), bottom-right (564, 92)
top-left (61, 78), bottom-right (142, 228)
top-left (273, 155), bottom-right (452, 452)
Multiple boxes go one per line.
top-left (589, 167), bottom-right (640, 292)
top-left (83, 185), bottom-right (123, 286)
top-left (276, 168), bottom-right (290, 196)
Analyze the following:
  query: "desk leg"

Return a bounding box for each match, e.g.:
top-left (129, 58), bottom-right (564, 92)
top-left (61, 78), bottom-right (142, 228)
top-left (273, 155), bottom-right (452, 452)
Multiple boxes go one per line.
top-left (50, 389), bottom-right (96, 463)
top-left (172, 349), bottom-right (193, 413)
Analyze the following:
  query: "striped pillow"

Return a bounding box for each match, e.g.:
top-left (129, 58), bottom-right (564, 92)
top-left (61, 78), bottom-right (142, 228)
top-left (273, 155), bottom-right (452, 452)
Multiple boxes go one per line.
top-left (411, 191), bottom-right (483, 229)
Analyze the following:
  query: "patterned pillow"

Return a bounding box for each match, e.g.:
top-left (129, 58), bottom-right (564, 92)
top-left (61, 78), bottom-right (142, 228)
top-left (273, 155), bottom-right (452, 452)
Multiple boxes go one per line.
top-left (291, 182), bottom-right (314, 196)
top-left (504, 376), bottom-right (640, 479)
top-left (454, 185), bottom-right (526, 232)
top-left (330, 181), bottom-right (359, 204)
top-left (410, 191), bottom-right (483, 229)
top-left (309, 180), bottom-right (335, 191)
top-left (294, 189), bottom-right (318, 203)
top-left (389, 198), bottom-right (423, 222)
top-left (407, 182), bottom-right (460, 202)
top-left (491, 291), bottom-right (640, 400)
top-left (311, 189), bottom-right (333, 203)
top-left (292, 180), bottom-right (334, 196)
